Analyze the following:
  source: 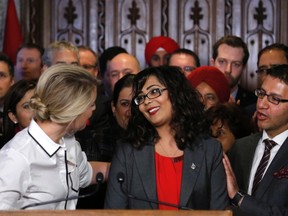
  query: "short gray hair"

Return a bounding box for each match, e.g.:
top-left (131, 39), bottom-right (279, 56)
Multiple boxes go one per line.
top-left (42, 41), bottom-right (79, 67)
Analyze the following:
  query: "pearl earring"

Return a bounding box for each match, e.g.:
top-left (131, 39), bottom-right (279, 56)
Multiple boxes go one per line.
top-left (14, 121), bottom-right (18, 124)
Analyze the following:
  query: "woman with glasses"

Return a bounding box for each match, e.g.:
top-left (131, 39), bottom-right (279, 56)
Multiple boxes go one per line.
top-left (105, 66), bottom-right (229, 209)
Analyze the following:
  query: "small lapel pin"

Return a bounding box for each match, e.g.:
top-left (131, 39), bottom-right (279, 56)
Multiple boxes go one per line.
top-left (191, 163), bottom-right (196, 170)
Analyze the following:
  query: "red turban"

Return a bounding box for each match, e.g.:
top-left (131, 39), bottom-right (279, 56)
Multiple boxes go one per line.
top-left (187, 66), bottom-right (230, 103)
top-left (145, 36), bottom-right (180, 64)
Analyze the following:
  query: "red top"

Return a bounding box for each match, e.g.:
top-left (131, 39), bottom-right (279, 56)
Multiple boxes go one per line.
top-left (155, 152), bottom-right (183, 210)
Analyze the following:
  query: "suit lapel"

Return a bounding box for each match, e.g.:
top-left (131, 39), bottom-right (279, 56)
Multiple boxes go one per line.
top-left (242, 133), bottom-right (261, 191)
top-left (133, 144), bottom-right (158, 209)
top-left (179, 143), bottom-right (204, 207)
top-left (255, 137), bottom-right (288, 198)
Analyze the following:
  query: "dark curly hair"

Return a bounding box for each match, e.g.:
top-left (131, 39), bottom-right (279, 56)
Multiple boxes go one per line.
top-left (125, 66), bottom-right (209, 150)
top-left (205, 103), bottom-right (253, 139)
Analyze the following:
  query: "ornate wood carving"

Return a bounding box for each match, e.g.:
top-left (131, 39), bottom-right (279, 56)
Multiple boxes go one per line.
top-left (127, 0), bottom-right (140, 26)
top-left (51, 0), bottom-right (86, 45)
top-left (6, 0), bottom-right (286, 91)
top-left (97, 0), bottom-right (105, 53)
top-left (254, 0), bottom-right (267, 25)
top-left (180, 0), bottom-right (211, 66)
top-left (18, 0), bottom-right (43, 45)
top-left (244, 0), bottom-right (277, 90)
top-left (64, 0), bottom-right (78, 25)
top-left (120, 0), bottom-right (145, 53)
top-left (116, 0), bottom-right (149, 68)
top-left (224, 0), bottom-right (233, 35)
top-left (190, 0), bottom-right (203, 26)
top-left (161, 0), bottom-right (168, 36)
top-left (28, 0), bottom-right (37, 43)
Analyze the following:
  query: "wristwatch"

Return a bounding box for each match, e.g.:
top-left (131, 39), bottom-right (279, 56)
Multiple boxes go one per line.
top-left (231, 191), bottom-right (244, 206)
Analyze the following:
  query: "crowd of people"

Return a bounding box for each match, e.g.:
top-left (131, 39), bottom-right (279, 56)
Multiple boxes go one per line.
top-left (0, 35), bottom-right (287, 216)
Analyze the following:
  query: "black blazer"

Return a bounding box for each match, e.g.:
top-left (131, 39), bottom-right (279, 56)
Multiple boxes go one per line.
top-left (104, 136), bottom-right (229, 210)
top-left (229, 133), bottom-right (288, 216)
top-left (235, 85), bottom-right (257, 108)
top-left (235, 85), bottom-right (257, 118)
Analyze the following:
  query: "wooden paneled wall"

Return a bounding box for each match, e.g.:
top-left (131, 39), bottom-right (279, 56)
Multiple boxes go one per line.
top-left (12, 0), bottom-right (288, 90)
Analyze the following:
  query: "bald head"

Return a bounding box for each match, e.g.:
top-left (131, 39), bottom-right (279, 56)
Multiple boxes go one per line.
top-left (103, 53), bottom-right (140, 96)
top-left (109, 53), bottom-right (140, 73)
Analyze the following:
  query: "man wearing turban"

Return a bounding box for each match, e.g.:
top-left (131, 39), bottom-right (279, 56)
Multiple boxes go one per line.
top-left (187, 66), bottom-right (230, 110)
top-left (145, 36), bottom-right (179, 67)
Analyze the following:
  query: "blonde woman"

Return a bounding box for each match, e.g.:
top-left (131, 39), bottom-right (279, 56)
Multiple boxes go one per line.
top-left (0, 64), bottom-right (109, 210)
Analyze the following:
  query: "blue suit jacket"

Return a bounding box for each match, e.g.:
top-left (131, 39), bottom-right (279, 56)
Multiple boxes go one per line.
top-left (104, 136), bottom-right (229, 209)
top-left (229, 133), bottom-right (288, 216)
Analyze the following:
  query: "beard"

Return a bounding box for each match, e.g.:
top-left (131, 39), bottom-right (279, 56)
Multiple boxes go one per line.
top-left (225, 73), bottom-right (241, 89)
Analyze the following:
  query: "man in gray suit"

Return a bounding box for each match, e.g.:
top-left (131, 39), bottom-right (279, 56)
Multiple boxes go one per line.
top-left (223, 64), bottom-right (288, 216)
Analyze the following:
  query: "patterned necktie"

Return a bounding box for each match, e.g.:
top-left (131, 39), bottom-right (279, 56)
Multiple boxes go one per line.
top-left (252, 139), bottom-right (277, 195)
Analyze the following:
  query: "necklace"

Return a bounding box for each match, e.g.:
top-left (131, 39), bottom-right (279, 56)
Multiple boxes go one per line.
top-left (158, 141), bottom-right (180, 157)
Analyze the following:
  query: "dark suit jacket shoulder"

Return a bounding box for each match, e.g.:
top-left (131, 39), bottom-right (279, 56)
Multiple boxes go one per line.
top-left (235, 85), bottom-right (257, 107)
top-left (235, 85), bottom-right (257, 118)
top-left (228, 133), bottom-right (261, 192)
top-left (229, 133), bottom-right (288, 216)
top-left (104, 137), bottom-right (229, 210)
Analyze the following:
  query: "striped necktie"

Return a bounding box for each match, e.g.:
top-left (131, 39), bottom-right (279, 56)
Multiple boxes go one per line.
top-left (252, 139), bottom-right (277, 195)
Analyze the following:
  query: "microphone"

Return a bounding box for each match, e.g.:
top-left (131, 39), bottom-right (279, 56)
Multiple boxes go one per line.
top-left (21, 172), bottom-right (104, 209)
top-left (117, 172), bottom-right (191, 210)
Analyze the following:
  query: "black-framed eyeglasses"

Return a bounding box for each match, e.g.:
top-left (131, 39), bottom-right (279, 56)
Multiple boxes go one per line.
top-left (134, 88), bottom-right (167, 105)
top-left (182, 66), bottom-right (196, 73)
top-left (255, 68), bottom-right (268, 74)
top-left (82, 64), bottom-right (97, 70)
top-left (254, 88), bottom-right (288, 105)
top-left (256, 64), bottom-right (282, 74)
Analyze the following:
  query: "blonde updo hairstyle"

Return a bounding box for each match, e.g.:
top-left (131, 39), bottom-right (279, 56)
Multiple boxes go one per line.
top-left (29, 64), bottom-right (97, 124)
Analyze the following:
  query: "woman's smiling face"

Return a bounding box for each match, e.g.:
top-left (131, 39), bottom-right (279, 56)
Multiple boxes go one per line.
top-left (138, 75), bottom-right (172, 128)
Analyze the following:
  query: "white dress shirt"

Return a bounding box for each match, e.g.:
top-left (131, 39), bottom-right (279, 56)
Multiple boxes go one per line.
top-left (0, 119), bottom-right (93, 210)
top-left (247, 129), bottom-right (288, 195)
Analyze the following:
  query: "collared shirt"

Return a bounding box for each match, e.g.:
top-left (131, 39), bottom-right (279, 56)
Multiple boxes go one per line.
top-left (0, 119), bottom-right (93, 210)
top-left (230, 86), bottom-right (238, 100)
top-left (247, 129), bottom-right (288, 195)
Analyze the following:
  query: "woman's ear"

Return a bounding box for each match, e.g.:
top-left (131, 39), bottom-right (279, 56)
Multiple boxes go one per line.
top-left (8, 112), bottom-right (18, 124)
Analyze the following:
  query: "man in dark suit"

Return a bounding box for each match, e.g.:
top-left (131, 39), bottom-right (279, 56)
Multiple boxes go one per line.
top-left (223, 64), bottom-right (288, 216)
top-left (256, 43), bottom-right (288, 87)
top-left (210, 35), bottom-right (257, 117)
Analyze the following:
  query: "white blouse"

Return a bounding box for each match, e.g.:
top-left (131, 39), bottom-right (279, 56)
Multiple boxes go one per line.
top-left (0, 119), bottom-right (93, 210)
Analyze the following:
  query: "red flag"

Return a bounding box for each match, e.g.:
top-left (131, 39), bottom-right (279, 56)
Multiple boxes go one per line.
top-left (3, 0), bottom-right (23, 64)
